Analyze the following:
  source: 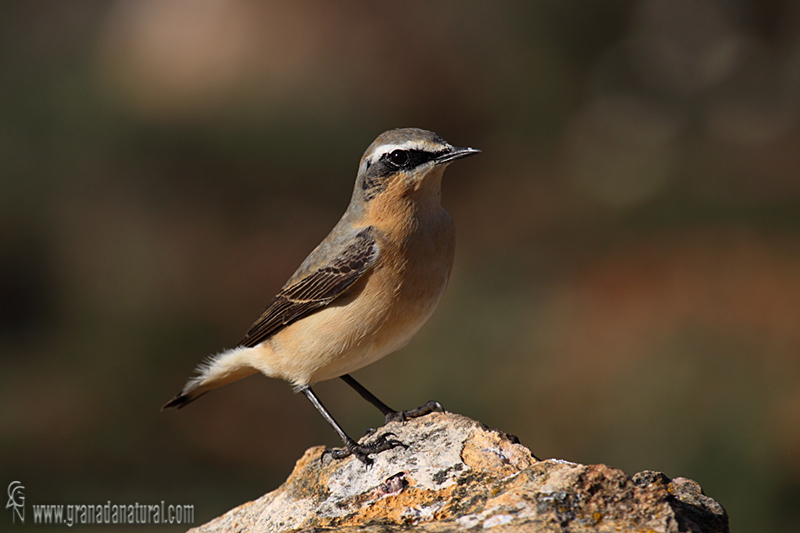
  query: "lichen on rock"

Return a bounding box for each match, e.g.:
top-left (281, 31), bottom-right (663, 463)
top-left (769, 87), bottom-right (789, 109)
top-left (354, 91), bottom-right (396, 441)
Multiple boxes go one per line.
top-left (188, 412), bottom-right (728, 533)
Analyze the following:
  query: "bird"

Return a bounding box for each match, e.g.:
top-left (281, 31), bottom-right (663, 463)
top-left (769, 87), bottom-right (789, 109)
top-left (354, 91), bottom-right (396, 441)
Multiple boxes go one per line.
top-left (163, 128), bottom-right (480, 464)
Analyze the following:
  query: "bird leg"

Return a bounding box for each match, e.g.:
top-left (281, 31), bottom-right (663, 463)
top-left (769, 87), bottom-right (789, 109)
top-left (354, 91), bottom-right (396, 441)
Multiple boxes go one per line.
top-left (340, 374), bottom-right (443, 424)
top-left (301, 387), bottom-right (404, 465)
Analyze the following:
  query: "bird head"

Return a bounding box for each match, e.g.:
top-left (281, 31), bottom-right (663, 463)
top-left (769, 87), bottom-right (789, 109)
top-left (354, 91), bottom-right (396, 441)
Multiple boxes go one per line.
top-left (354, 128), bottom-right (480, 207)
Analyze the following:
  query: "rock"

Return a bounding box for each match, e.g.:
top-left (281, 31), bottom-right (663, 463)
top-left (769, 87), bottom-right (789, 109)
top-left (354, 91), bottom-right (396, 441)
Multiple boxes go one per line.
top-left (189, 412), bottom-right (728, 533)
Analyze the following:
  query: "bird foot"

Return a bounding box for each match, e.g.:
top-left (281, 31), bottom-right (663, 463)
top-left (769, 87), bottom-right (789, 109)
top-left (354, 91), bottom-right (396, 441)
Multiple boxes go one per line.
top-left (384, 400), bottom-right (443, 424)
top-left (359, 426), bottom-right (378, 439)
top-left (323, 432), bottom-right (406, 465)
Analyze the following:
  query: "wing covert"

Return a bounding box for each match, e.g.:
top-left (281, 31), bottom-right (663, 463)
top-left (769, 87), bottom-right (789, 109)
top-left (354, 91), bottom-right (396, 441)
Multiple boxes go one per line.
top-left (238, 227), bottom-right (378, 348)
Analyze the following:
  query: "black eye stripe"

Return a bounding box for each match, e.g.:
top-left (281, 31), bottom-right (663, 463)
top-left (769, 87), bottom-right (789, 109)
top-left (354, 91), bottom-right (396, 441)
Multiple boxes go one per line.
top-left (360, 148), bottom-right (448, 200)
top-left (381, 149), bottom-right (443, 169)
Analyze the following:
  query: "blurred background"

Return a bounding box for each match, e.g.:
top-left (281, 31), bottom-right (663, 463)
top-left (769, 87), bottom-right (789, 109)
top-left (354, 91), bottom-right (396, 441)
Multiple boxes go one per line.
top-left (1, 1), bottom-right (799, 531)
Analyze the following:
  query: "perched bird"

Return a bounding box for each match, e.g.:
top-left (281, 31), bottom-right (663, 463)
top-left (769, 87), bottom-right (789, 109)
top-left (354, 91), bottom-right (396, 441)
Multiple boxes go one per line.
top-left (163, 128), bottom-right (480, 463)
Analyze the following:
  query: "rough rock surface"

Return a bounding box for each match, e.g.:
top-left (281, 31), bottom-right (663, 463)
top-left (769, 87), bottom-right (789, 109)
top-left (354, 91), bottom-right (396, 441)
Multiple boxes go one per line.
top-left (189, 412), bottom-right (728, 533)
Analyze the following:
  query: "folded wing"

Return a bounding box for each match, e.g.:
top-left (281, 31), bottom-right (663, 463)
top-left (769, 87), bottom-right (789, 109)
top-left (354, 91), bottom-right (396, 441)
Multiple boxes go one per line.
top-left (238, 226), bottom-right (379, 348)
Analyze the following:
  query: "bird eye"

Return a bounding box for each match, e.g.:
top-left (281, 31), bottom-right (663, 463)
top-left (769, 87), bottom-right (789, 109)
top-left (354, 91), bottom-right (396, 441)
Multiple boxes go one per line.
top-left (388, 150), bottom-right (409, 167)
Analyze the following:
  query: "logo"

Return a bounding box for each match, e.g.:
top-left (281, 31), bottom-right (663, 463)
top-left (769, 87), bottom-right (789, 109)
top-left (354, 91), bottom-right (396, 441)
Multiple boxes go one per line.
top-left (6, 481), bottom-right (24, 524)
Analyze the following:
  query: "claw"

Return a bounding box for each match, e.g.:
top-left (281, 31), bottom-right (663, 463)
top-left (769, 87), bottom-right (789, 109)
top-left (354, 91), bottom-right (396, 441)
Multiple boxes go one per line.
top-left (321, 432), bottom-right (406, 465)
top-left (360, 426), bottom-right (378, 439)
top-left (385, 400), bottom-right (444, 424)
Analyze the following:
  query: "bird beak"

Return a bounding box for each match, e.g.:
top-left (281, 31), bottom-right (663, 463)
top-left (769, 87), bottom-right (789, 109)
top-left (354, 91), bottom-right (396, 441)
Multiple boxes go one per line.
top-left (435, 146), bottom-right (481, 165)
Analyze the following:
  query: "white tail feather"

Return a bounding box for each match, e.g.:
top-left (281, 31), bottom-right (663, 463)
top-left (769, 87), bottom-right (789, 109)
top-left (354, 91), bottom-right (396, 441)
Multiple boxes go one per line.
top-left (164, 346), bottom-right (261, 409)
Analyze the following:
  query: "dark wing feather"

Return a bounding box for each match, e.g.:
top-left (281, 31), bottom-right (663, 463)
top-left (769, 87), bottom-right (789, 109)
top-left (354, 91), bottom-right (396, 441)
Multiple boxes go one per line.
top-left (238, 227), bottom-right (378, 348)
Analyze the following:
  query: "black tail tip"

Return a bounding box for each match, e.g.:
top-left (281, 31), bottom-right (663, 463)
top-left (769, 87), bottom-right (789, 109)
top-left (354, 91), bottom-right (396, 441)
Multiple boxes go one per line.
top-left (161, 390), bottom-right (208, 411)
top-left (161, 392), bottom-right (189, 411)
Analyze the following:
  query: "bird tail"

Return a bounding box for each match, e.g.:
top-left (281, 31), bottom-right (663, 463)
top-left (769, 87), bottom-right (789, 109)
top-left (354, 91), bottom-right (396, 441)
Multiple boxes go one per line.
top-left (162, 346), bottom-right (261, 410)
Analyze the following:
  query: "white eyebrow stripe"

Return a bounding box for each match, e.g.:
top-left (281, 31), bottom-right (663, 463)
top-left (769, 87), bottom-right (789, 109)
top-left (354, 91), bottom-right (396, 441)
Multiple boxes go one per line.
top-left (370, 141), bottom-right (431, 161)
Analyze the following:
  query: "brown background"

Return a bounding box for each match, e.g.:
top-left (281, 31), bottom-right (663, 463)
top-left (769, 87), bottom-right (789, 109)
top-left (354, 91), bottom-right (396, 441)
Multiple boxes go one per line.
top-left (2, 1), bottom-right (799, 531)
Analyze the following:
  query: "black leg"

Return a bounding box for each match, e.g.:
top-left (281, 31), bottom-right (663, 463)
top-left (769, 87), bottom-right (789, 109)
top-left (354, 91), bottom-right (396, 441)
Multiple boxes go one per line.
top-left (340, 374), bottom-right (396, 416)
top-left (340, 374), bottom-right (444, 424)
top-left (301, 386), bottom-right (403, 465)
